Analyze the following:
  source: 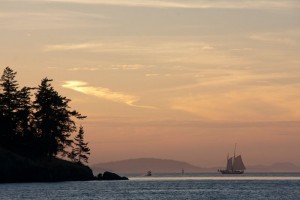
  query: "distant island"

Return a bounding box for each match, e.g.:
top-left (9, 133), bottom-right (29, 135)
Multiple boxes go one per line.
top-left (92, 158), bottom-right (205, 174)
top-left (92, 158), bottom-right (300, 174)
top-left (0, 67), bottom-right (127, 182)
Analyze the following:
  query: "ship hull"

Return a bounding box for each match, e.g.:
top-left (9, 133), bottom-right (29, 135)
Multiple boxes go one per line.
top-left (219, 170), bottom-right (244, 174)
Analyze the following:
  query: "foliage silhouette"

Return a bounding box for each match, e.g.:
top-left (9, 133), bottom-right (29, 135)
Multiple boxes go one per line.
top-left (71, 125), bottom-right (90, 164)
top-left (0, 67), bottom-right (21, 149)
top-left (0, 67), bottom-right (128, 182)
top-left (0, 67), bottom-right (87, 160)
top-left (33, 78), bottom-right (86, 158)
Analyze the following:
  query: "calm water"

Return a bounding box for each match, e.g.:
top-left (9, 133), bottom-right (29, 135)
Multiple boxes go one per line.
top-left (1, 173), bottom-right (300, 199)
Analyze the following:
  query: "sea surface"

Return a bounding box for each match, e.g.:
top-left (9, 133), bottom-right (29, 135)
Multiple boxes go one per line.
top-left (1, 173), bottom-right (300, 199)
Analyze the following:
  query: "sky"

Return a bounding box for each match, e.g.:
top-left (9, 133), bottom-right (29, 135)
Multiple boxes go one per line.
top-left (1, 0), bottom-right (300, 167)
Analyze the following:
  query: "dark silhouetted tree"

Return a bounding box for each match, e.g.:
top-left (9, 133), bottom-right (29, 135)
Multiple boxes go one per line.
top-left (72, 126), bottom-right (90, 164)
top-left (0, 67), bottom-right (20, 149)
top-left (33, 78), bottom-right (86, 158)
top-left (16, 86), bottom-right (36, 154)
top-left (0, 67), bottom-right (88, 160)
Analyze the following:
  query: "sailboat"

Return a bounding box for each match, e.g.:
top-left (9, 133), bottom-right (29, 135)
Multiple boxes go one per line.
top-left (145, 171), bottom-right (152, 176)
top-left (218, 144), bottom-right (246, 174)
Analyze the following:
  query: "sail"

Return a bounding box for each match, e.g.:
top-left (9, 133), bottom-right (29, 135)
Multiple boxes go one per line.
top-left (226, 157), bottom-right (233, 170)
top-left (233, 155), bottom-right (246, 171)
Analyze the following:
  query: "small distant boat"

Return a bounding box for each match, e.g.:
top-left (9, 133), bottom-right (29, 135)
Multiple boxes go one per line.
top-left (218, 144), bottom-right (246, 174)
top-left (145, 171), bottom-right (152, 176)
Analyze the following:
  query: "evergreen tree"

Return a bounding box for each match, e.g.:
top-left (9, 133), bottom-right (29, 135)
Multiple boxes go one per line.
top-left (16, 86), bottom-right (36, 154)
top-left (0, 67), bottom-right (88, 160)
top-left (33, 78), bottom-right (85, 158)
top-left (0, 67), bottom-right (20, 149)
top-left (72, 126), bottom-right (90, 164)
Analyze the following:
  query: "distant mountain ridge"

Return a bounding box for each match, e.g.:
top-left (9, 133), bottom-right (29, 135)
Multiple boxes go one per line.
top-left (92, 158), bottom-right (205, 174)
top-left (248, 162), bottom-right (300, 172)
top-left (92, 158), bottom-right (300, 174)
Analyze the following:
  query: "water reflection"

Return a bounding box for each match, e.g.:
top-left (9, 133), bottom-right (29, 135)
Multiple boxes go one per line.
top-left (129, 173), bottom-right (300, 181)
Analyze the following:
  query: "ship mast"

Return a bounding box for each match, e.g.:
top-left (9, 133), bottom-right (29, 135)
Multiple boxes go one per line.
top-left (234, 143), bottom-right (237, 159)
top-left (232, 143), bottom-right (237, 171)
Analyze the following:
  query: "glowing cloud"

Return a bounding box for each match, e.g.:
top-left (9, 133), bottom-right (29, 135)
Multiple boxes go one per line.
top-left (250, 34), bottom-right (295, 46)
top-left (111, 64), bottom-right (145, 70)
top-left (44, 0), bottom-right (299, 9)
top-left (62, 81), bottom-right (155, 109)
top-left (170, 86), bottom-right (300, 121)
top-left (44, 43), bottom-right (103, 51)
top-left (68, 67), bottom-right (100, 71)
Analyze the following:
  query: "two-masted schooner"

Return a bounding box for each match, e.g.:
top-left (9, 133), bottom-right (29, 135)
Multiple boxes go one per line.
top-left (218, 144), bottom-right (246, 174)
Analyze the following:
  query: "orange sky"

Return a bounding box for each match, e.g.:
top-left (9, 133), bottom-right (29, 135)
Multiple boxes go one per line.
top-left (1, 0), bottom-right (300, 167)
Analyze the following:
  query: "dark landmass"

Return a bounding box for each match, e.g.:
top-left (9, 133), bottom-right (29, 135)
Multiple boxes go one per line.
top-left (92, 158), bottom-right (300, 174)
top-left (0, 147), bottom-right (95, 183)
top-left (97, 171), bottom-right (129, 181)
top-left (0, 147), bottom-right (129, 182)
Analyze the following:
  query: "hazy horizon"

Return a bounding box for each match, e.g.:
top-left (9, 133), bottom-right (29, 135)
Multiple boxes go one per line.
top-left (1, 0), bottom-right (300, 167)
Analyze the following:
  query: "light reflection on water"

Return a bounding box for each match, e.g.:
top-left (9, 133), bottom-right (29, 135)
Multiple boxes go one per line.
top-left (130, 173), bottom-right (300, 181)
top-left (128, 172), bottom-right (300, 180)
top-left (0, 173), bottom-right (300, 199)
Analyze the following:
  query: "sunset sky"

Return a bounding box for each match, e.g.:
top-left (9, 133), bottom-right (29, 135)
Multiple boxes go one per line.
top-left (1, 0), bottom-right (300, 167)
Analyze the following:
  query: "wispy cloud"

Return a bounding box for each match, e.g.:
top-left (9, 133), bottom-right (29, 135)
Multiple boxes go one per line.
top-left (44, 0), bottom-right (299, 9)
top-left (145, 73), bottom-right (160, 77)
top-left (250, 34), bottom-right (295, 46)
top-left (62, 81), bottom-right (155, 109)
top-left (67, 65), bottom-right (150, 72)
top-left (44, 41), bottom-right (218, 56)
top-left (0, 9), bottom-right (109, 30)
top-left (68, 67), bottom-right (100, 71)
top-left (201, 45), bottom-right (215, 50)
top-left (171, 86), bottom-right (300, 121)
top-left (168, 67), bottom-right (300, 121)
top-left (44, 41), bottom-right (142, 52)
top-left (111, 64), bottom-right (146, 70)
top-left (44, 43), bottom-right (104, 51)
top-left (43, 41), bottom-right (226, 67)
